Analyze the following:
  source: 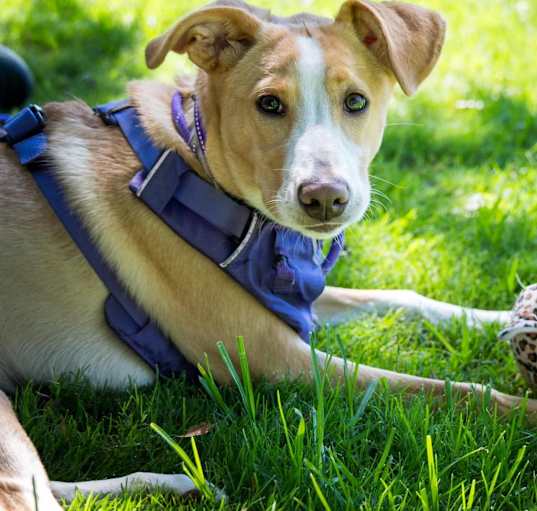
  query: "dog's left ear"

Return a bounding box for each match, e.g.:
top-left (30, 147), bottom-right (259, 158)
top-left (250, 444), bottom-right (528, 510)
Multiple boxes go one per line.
top-left (336, 0), bottom-right (446, 95)
top-left (145, 6), bottom-right (262, 72)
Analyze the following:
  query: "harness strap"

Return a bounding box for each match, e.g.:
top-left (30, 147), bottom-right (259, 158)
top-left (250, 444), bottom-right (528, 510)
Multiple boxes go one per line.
top-left (95, 100), bottom-right (161, 170)
top-left (1, 106), bottom-right (146, 326)
top-left (95, 101), bottom-right (252, 241)
top-left (1, 106), bottom-right (194, 378)
top-left (103, 92), bottom-right (342, 279)
top-left (31, 166), bottom-right (148, 327)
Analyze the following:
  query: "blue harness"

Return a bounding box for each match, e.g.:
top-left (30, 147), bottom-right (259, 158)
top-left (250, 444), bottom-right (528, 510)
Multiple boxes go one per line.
top-left (0, 98), bottom-right (342, 377)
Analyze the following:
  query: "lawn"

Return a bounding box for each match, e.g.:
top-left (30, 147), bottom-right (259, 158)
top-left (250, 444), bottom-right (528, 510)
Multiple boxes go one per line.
top-left (2, 0), bottom-right (537, 509)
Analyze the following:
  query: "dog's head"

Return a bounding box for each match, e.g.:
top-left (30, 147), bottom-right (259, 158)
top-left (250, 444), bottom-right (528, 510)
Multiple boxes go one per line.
top-left (146, 0), bottom-right (445, 239)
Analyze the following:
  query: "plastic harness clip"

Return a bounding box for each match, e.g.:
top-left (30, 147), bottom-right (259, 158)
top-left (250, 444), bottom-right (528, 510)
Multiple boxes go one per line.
top-left (1, 104), bottom-right (47, 145)
top-left (0, 104), bottom-right (48, 165)
top-left (93, 99), bottom-right (131, 126)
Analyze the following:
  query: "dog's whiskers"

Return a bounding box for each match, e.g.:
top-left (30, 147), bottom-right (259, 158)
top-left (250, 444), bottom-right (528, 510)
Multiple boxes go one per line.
top-left (306, 222), bottom-right (343, 228)
top-left (385, 121), bottom-right (423, 127)
top-left (369, 198), bottom-right (387, 210)
top-left (370, 189), bottom-right (391, 204)
top-left (370, 174), bottom-right (400, 188)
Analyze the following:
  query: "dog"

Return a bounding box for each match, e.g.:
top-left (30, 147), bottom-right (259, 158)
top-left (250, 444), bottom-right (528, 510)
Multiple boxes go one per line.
top-left (1, 0), bottom-right (534, 508)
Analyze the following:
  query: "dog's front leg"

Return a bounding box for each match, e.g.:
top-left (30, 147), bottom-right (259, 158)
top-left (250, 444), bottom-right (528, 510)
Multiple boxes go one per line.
top-left (50, 472), bottom-right (225, 503)
top-left (0, 391), bottom-right (62, 511)
top-left (314, 286), bottom-right (510, 327)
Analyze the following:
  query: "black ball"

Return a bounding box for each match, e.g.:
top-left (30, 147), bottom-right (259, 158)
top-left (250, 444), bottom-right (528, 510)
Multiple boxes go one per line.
top-left (0, 45), bottom-right (34, 110)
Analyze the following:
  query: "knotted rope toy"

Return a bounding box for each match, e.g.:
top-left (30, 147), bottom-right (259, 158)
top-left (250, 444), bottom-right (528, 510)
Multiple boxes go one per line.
top-left (499, 284), bottom-right (537, 390)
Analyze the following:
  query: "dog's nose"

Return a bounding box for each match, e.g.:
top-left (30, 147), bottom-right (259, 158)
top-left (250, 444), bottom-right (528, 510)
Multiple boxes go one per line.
top-left (298, 180), bottom-right (350, 221)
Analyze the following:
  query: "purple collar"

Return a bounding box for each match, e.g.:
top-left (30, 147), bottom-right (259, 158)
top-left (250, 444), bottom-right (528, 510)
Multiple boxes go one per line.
top-left (171, 92), bottom-right (206, 153)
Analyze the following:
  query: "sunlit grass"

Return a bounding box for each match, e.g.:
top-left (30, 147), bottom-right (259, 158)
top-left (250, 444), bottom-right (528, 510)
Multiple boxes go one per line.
top-left (2, 0), bottom-right (537, 508)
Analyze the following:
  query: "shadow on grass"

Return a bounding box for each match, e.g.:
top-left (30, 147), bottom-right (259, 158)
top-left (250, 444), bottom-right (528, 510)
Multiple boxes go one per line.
top-left (0, 0), bottom-right (145, 105)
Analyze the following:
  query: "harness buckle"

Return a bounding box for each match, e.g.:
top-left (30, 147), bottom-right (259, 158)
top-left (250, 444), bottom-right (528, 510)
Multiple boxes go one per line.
top-left (94, 99), bottom-right (131, 126)
top-left (0, 104), bottom-right (47, 145)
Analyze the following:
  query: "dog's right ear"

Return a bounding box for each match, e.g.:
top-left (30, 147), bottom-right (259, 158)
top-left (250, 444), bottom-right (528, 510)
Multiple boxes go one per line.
top-left (336, 0), bottom-right (446, 96)
top-left (145, 6), bottom-right (262, 72)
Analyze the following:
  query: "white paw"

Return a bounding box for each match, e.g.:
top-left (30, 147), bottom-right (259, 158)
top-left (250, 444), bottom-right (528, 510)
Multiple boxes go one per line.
top-left (51, 472), bottom-right (226, 502)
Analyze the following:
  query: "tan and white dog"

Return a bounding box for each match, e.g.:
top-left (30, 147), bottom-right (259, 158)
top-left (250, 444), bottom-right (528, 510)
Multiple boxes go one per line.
top-left (0, 0), bottom-right (533, 508)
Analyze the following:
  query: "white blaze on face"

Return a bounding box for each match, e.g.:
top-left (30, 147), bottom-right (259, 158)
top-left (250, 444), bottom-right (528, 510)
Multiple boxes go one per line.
top-left (278, 35), bottom-right (370, 235)
top-left (294, 36), bottom-right (330, 134)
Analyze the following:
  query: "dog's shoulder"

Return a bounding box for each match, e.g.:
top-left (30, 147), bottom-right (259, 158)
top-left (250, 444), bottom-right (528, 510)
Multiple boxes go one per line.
top-left (42, 98), bottom-right (138, 196)
top-left (40, 80), bottom-right (199, 192)
top-left (129, 79), bottom-right (201, 171)
top-left (44, 99), bottom-right (101, 130)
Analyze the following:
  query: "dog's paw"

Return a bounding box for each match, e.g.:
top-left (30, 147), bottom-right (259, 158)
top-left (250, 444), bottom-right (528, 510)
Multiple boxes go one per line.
top-left (125, 473), bottom-right (226, 502)
top-left (51, 472), bottom-right (226, 503)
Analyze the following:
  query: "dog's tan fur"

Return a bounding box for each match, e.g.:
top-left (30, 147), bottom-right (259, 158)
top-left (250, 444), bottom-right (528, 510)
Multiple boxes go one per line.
top-left (0, 391), bottom-right (62, 510)
top-left (0, 1), bottom-right (534, 508)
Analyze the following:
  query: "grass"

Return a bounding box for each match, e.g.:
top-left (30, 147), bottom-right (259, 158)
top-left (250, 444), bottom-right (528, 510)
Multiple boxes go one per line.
top-left (2, 0), bottom-right (537, 509)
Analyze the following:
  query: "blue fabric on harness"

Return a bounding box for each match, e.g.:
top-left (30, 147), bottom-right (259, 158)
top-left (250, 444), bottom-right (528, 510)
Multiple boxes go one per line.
top-left (1, 100), bottom-right (343, 377)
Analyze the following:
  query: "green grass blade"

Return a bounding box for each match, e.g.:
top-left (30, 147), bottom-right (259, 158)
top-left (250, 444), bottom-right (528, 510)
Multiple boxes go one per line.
top-left (350, 380), bottom-right (378, 425)
top-left (216, 339), bottom-right (259, 422)
top-left (417, 487), bottom-right (430, 511)
top-left (467, 479), bottom-right (476, 510)
top-left (425, 435), bottom-right (439, 511)
top-left (197, 354), bottom-right (232, 415)
top-left (483, 462), bottom-right (502, 509)
top-left (277, 390), bottom-right (294, 463)
top-left (150, 423), bottom-right (213, 500)
top-left (310, 342), bottom-right (326, 468)
top-left (236, 336), bottom-right (256, 421)
top-left (373, 427), bottom-right (395, 482)
top-left (216, 341), bottom-right (246, 400)
top-left (310, 473), bottom-right (332, 511)
top-left (190, 436), bottom-right (205, 485)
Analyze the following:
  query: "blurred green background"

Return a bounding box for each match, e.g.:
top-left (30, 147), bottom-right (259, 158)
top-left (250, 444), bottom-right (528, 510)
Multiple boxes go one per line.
top-left (2, 1), bottom-right (537, 509)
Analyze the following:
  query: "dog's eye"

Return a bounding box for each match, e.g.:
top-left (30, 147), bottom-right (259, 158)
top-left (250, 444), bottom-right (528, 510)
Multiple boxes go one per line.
top-left (344, 93), bottom-right (368, 114)
top-left (257, 95), bottom-right (286, 116)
